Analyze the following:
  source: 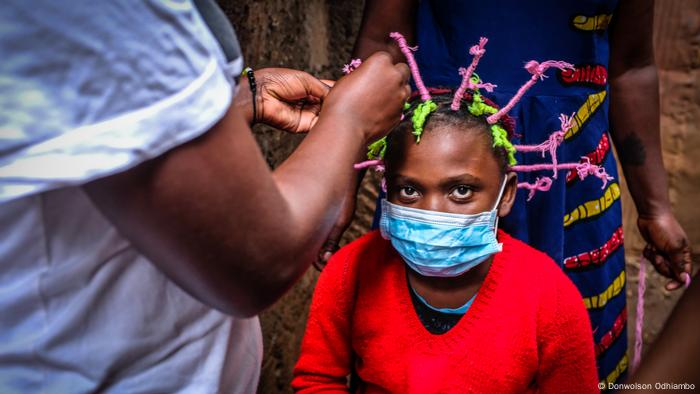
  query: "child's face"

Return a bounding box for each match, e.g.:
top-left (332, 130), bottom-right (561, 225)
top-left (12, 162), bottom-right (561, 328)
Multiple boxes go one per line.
top-left (386, 124), bottom-right (517, 216)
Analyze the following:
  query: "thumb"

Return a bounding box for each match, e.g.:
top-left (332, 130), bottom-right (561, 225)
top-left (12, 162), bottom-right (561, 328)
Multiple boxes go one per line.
top-left (298, 73), bottom-right (331, 100)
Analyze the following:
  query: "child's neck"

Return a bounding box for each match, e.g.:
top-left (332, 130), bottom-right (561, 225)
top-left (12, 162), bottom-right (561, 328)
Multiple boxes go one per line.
top-left (407, 256), bottom-right (493, 309)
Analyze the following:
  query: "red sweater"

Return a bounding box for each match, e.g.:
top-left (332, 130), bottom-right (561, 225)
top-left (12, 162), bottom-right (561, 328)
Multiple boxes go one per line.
top-left (292, 230), bottom-right (599, 393)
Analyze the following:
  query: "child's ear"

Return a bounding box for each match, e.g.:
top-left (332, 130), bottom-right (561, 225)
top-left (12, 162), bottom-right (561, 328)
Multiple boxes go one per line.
top-left (497, 172), bottom-right (518, 217)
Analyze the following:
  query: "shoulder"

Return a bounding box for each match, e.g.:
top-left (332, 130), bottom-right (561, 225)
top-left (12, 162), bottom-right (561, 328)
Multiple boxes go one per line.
top-left (321, 230), bottom-right (392, 281)
top-left (325, 230), bottom-right (391, 272)
top-left (312, 230), bottom-right (393, 312)
top-left (498, 231), bottom-right (583, 302)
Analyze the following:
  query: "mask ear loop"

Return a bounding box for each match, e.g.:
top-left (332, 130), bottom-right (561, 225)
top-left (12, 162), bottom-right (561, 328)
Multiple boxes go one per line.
top-left (492, 175), bottom-right (509, 232)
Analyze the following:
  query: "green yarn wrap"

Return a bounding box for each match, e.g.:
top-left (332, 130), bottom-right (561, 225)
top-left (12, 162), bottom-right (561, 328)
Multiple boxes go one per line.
top-left (363, 92), bottom-right (517, 166)
top-left (410, 100), bottom-right (438, 143)
top-left (466, 92), bottom-right (518, 166)
top-left (490, 124), bottom-right (517, 166)
top-left (367, 136), bottom-right (387, 160)
top-left (467, 93), bottom-right (498, 117)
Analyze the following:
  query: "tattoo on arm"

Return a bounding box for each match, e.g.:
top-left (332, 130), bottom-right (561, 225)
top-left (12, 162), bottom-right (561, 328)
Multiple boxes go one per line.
top-left (618, 133), bottom-right (647, 166)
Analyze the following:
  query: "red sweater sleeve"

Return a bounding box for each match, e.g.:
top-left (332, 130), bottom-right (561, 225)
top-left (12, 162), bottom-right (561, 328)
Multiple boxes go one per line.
top-left (292, 240), bottom-right (360, 393)
top-left (536, 271), bottom-right (600, 393)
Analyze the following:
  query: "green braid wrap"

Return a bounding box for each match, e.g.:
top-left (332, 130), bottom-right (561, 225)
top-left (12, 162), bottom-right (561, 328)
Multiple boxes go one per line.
top-left (467, 93), bottom-right (498, 117)
top-left (490, 124), bottom-right (517, 166)
top-left (367, 136), bottom-right (387, 160)
top-left (363, 92), bottom-right (517, 166)
top-left (411, 100), bottom-right (437, 143)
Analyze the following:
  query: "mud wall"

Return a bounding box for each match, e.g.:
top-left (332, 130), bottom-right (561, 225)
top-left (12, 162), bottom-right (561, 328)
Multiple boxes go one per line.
top-left (219, 1), bottom-right (700, 392)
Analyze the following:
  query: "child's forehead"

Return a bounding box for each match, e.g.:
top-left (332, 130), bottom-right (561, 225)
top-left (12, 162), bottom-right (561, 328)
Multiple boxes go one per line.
top-left (396, 126), bottom-right (499, 172)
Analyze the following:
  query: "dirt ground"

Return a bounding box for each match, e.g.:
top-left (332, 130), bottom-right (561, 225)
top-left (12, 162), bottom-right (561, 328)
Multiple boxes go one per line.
top-left (220, 1), bottom-right (700, 392)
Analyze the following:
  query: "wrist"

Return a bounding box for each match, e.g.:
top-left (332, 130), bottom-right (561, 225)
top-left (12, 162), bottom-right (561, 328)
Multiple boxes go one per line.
top-left (232, 68), bottom-right (258, 125)
top-left (312, 114), bottom-right (367, 148)
top-left (636, 198), bottom-right (673, 219)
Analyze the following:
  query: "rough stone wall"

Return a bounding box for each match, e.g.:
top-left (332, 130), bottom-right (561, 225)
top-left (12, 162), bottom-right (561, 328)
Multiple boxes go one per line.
top-left (218, 2), bottom-right (370, 392)
top-left (219, 1), bottom-right (699, 392)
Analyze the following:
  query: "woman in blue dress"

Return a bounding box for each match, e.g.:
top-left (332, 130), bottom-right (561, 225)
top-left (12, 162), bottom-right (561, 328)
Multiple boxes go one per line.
top-left (323, 0), bottom-right (694, 387)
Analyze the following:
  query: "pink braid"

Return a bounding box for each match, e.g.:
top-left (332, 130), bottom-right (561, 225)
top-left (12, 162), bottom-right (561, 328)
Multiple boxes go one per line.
top-left (512, 158), bottom-right (612, 188)
top-left (512, 163), bottom-right (579, 172)
top-left (451, 37), bottom-right (488, 110)
top-left (353, 159), bottom-right (384, 170)
top-left (517, 177), bottom-right (552, 201)
top-left (390, 32), bottom-right (431, 101)
top-left (487, 60), bottom-right (574, 124)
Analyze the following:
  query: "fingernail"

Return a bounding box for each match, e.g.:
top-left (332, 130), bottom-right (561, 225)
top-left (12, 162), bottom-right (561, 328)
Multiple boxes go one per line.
top-left (681, 272), bottom-right (691, 288)
top-left (323, 251), bottom-right (332, 261)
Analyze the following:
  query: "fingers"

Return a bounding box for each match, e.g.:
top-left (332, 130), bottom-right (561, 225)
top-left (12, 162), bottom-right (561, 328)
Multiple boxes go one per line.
top-left (320, 79), bottom-right (336, 88)
top-left (298, 72), bottom-right (331, 101)
top-left (395, 61), bottom-right (411, 85)
top-left (296, 105), bottom-right (321, 133)
top-left (645, 243), bottom-right (693, 291)
top-left (313, 237), bottom-right (340, 272)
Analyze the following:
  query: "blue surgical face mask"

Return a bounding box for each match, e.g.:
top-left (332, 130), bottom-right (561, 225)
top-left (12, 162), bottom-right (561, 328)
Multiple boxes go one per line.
top-left (380, 176), bottom-right (507, 277)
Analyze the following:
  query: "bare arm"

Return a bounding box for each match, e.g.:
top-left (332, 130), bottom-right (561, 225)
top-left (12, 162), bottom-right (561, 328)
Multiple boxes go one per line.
top-left (608, 0), bottom-right (692, 288)
top-left (313, 0), bottom-right (419, 269)
top-left (84, 54), bottom-right (410, 318)
top-left (353, 0), bottom-right (418, 63)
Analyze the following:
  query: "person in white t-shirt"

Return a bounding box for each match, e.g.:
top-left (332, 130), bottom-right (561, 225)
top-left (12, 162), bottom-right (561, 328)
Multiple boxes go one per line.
top-left (0, 1), bottom-right (410, 392)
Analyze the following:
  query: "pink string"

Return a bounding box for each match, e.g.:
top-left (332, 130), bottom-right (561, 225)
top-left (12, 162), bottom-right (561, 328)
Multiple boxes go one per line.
top-left (514, 131), bottom-right (564, 178)
top-left (390, 32), bottom-right (431, 101)
top-left (512, 163), bottom-right (577, 172)
top-left (514, 114), bottom-right (573, 178)
top-left (575, 157), bottom-right (614, 189)
top-left (631, 255), bottom-right (647, 374)
top-left (487, 60), bottom-right (574, 124)
top-left (353, 159), bottom-right (387, 192)
top-left (451, 37), bottom-right (488, 110)
top-left (353, 159), bottom-right (385, 171)
top-left (517, 177), bottom-right (552, 201)
top-left (512, 157), bottom-right (613, 188)
top-left (632, 255), bottom-right (692, 374)
top-left (342, 58), bottom-right (362, 75)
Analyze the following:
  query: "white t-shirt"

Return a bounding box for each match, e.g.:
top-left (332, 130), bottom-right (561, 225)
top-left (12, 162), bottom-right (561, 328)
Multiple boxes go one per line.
top-left (0, 1), bottom-right (261, 392)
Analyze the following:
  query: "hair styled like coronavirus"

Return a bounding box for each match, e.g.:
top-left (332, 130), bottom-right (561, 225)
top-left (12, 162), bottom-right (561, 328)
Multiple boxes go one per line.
top-left (383, 88), bottom-right (515, 175)
top-left (348, 33), bottom-right (614, 200)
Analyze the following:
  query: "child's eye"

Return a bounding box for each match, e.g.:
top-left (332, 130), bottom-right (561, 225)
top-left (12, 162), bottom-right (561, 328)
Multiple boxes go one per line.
top-left (398, 186), bottom-right (420, 200)
top-left (449, 185), bottom-right (473, 200)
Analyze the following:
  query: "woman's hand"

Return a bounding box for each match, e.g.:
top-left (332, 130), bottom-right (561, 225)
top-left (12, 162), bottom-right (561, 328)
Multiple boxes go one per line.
top-left (320, 51), bottom-right (410, 143)
top-left (638, 212), bottom-right (693, 290)
top-left (234, 68), bottom-right (332, 133)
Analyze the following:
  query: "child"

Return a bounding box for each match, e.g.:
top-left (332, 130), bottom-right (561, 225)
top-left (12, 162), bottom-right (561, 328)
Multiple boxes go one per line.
top-left (292, 35), bottom-right (601, 393)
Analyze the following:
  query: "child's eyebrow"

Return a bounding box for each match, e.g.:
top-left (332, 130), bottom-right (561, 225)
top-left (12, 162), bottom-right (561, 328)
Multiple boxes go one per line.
top-left (391, 174), bottom-right (422, 185)
top-left (438, 173), bottom-right (483, 188)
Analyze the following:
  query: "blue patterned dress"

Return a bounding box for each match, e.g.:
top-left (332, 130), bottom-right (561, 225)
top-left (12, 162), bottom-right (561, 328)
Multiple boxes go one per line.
top-left (412, 0), bottom-right (627, 386)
